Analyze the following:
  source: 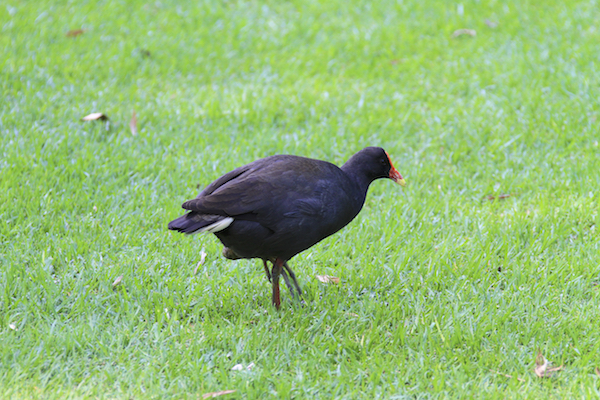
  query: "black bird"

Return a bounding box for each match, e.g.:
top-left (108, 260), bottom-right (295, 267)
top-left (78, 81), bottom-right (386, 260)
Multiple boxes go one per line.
top-left (168, 147), bottom-right (406, 308)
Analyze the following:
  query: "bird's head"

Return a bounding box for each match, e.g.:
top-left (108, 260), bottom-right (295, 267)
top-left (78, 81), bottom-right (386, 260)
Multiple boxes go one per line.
top-left (343, 147), bottom-right (406, 187)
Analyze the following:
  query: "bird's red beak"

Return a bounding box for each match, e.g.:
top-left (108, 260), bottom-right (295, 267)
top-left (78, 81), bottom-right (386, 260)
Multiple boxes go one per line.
top-left (389, 167), bottom-right (406, 186)
top-left (385, 151), bottom-right (406, 187)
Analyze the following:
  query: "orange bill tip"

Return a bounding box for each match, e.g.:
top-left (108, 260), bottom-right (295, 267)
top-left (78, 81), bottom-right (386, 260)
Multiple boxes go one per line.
top-left (389, 167), bottom-right (406, 186)
top-left (385, 151), bottom-right (406, 186)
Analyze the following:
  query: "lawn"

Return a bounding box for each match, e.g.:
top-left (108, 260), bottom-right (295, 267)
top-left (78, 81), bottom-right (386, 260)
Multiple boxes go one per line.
top-left (2, 0), bottom-right (600, 398)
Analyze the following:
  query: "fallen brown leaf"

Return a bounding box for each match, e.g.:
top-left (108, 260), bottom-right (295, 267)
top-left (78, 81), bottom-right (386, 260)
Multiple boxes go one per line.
top-left (66, 29), bottom-right (85, 37)
top-left (595, 367), bottom-right (600, 376)
top-left (534, 352), bottom-right (548, 377)
top-left (346, 312), bottom-right (359, 318)
top-left (547, 366), bottom-right (563, 375)
top-left (202, 390), bottom-right (236, 399)
top-left (485, 193), bottom-right (513, 201)
top-left (490, 370), bottom-right (525, 383)
top-left (231, 362), bottom-right (255, 371)
top-left (82, 112), bottom-right (108, 121)
top-left (452, 29), bottom-right (476, 38)
top-left (129, 111), bottom-right (138, 135)
top-left (534, 352), bottom-right (563, 378)
top-left (112, 275), bottom-right (123, 287)
top-left (316, 275), bottom-right (340, 284)
top-left (194, 251), bottom-right (207, 275)
top-left (485, 19), bottom-right (499, 28)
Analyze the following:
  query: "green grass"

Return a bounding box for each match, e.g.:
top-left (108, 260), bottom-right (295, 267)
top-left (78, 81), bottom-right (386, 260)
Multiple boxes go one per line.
top-left (2, 0), bottom-right (600, 398)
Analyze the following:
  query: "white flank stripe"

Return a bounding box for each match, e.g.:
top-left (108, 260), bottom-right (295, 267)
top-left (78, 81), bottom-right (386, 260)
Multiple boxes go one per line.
top-left (203, 217), bottom-right (234, 233)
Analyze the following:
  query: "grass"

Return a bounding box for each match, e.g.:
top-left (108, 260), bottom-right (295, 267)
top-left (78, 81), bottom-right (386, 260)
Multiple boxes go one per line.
top-left (2, 0), bottom-right (600, 398)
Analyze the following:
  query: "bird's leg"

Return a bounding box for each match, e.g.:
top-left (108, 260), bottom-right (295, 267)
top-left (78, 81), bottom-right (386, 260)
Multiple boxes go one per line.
top-left (266, 257), bottom-right (295, 299)
top-left (280, 267), bottom-right (296, 299)
top-left (283, 262), bottom-right (302, 297)
top-left (262, 259), bottom-right (272, 282)
top-left (271, 258), bottom-right (284, 310)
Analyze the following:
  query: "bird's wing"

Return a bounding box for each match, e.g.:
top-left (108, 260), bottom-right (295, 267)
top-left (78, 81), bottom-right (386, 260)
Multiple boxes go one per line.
top-left (282, 198), bottom-right (324, 218)
top-left (181, 156), bottom-right (347, 227)
top-left (196, 163), bottom-right (253, 197)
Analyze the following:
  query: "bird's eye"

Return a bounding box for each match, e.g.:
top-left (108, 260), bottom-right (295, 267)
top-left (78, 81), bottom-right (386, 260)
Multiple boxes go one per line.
top-left (380, 158), bottom-right (387, 165)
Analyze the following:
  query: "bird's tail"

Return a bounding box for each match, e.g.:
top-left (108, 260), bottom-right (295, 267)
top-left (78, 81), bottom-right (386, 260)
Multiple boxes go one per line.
top-left (168, 213), bottom-right (233, 234)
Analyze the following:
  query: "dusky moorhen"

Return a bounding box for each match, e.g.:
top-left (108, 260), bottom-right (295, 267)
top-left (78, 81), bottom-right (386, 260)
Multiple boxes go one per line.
top-left (168, 147), bottom-right (406, 308)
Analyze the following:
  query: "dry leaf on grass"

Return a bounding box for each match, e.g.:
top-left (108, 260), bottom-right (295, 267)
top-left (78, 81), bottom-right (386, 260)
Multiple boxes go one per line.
top-left (112, 275), bottom-right (123, 287)
top-left (452, 29), bottom-right (476, 38)
top-left (9, 323), bottom-right (17, 331)
top-left (202, 390), bottom-right (236, 399)
top-left (534, 352), bottom-right (548, 377)
top-left (490, 370), bottom-right (525, 382)
top-left (486, 193), bottom-right (513, 201)
top-left (66, 29), bottom-right (85, 37)
top-left (231, 362), bottom-right (255, 371)
top-left (194, 251), bottom-right (207, 275)
top-left (316, 275), bottom-right (340, 284)
top-left (485, 19), bottom-right (499, 28)
top-left (534, 352), bottom-right (563, 378)
top-left (129, 111), bottom-right (138, 135)
top-left (595, 367), bottom-right (600, 376)
top-left (82, 113), bottom-right (108, 121)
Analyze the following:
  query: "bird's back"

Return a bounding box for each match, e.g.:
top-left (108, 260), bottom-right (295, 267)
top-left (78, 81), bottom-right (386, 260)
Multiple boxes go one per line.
top-left (185, 154), bottom-right (365, 260)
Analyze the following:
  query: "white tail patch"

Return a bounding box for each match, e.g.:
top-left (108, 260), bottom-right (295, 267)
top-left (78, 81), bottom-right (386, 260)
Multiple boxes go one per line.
top-left (202, 217), bottom-right (234, 233)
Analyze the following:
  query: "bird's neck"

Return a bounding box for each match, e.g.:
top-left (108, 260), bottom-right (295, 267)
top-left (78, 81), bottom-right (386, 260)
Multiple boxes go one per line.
top-left (340, 164), bottom-right (374, 205)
